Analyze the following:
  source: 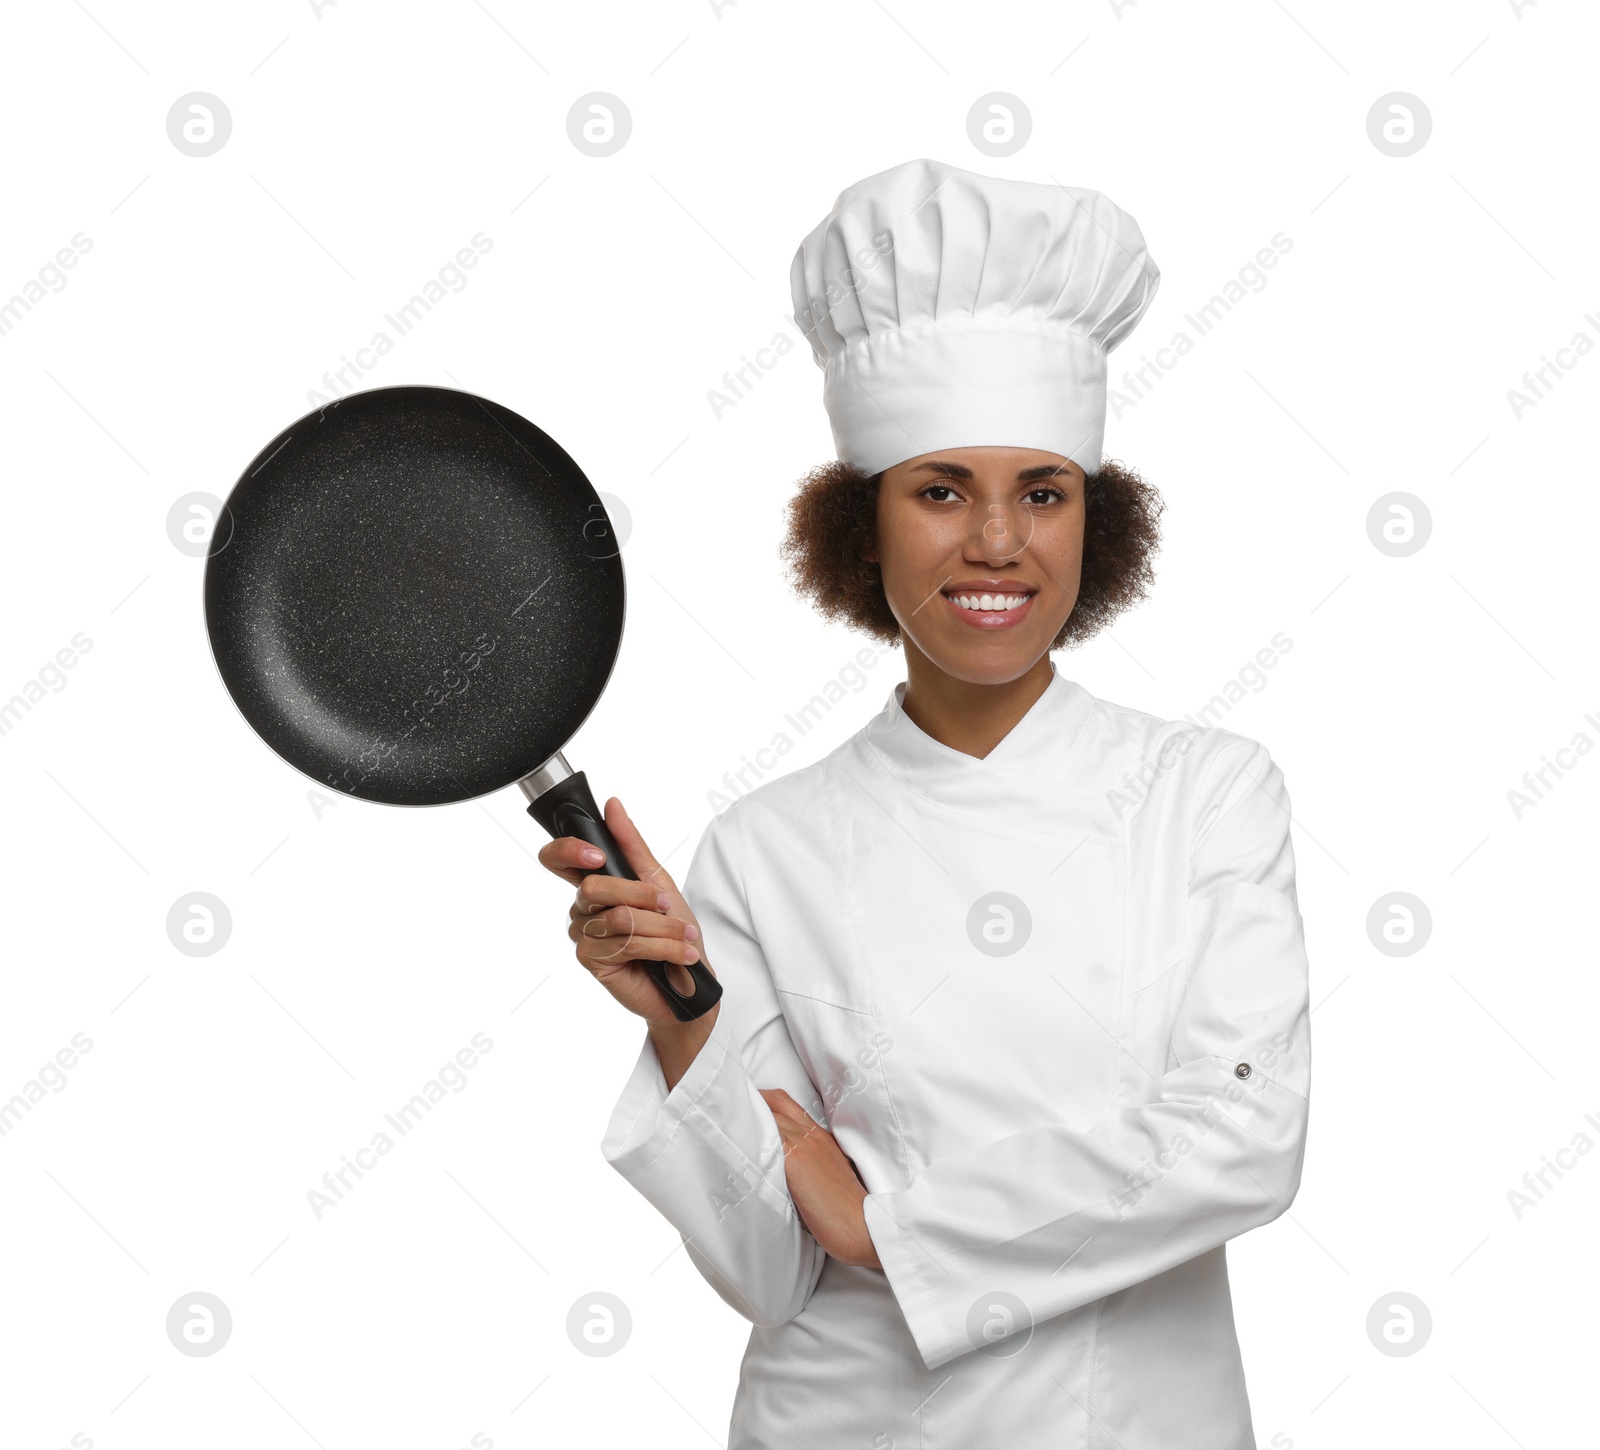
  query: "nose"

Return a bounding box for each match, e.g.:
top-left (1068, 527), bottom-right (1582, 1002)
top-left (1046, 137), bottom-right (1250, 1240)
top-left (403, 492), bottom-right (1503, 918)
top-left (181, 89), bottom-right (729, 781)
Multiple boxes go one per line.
top-left (969, 499), bottom-right (1033, 564)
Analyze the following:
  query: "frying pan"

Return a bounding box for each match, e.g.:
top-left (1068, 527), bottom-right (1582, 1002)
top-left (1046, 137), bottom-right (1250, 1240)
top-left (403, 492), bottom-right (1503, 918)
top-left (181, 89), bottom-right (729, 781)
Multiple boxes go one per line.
top-left (203, 383), bottom-right (722, 1021)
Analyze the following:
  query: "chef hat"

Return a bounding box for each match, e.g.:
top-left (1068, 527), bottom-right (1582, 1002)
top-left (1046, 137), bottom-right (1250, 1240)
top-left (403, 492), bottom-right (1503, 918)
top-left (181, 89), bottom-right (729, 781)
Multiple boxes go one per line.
top-left (789, 157), bottom-right (1160, 476)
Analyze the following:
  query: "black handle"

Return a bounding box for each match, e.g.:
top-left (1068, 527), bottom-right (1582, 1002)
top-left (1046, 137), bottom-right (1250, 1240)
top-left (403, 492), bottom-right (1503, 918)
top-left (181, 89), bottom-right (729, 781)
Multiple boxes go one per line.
top-left (525, 769), bottom-right (723, 1022)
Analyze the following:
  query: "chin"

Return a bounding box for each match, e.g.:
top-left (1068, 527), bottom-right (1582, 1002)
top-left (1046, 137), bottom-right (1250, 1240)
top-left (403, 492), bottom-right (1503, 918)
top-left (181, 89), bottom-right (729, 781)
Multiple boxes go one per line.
top-left (905, 629), bottom-right (1057, 686)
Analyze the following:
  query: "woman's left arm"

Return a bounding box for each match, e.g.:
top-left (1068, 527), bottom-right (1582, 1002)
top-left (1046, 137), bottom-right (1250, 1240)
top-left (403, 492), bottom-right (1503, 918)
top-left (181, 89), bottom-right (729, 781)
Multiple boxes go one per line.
top-left (860, 739), bottom-right (1311, 1371)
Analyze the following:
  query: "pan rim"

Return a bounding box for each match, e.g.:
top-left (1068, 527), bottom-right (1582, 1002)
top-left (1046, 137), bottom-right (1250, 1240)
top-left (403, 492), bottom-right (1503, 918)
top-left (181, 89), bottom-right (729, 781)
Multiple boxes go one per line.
top-left (201, 380), bottom-right (628, 810)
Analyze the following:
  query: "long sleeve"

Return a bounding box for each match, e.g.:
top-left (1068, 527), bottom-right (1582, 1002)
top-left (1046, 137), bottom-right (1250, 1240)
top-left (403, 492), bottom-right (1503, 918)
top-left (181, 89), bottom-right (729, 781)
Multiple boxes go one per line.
top-left (861, 738), bottom-right (1311, 1370)
top-left (600, 798), bottom-right (829, 1328)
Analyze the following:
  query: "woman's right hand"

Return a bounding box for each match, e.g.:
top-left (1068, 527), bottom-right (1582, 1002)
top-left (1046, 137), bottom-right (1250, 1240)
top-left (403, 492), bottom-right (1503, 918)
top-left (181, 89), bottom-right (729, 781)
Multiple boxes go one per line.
top-left (536, 795), bottom-right (715, 1031)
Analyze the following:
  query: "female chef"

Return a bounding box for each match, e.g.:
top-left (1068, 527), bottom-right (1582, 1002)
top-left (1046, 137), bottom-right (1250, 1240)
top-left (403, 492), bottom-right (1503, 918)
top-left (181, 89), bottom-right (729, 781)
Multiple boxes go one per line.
top-left (538, 158), bottom-right (1311, 1450)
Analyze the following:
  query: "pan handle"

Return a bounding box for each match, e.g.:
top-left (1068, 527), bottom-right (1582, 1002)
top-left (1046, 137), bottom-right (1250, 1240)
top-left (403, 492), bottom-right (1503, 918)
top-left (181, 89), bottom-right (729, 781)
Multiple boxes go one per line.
top-left (524, 769), bottom-right (724, 1022)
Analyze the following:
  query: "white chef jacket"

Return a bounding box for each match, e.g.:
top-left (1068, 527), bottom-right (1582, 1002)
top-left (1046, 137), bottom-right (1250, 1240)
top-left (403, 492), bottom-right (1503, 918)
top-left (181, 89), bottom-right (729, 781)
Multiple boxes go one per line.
top-left (602, 665), bottom-right (1310, 1449)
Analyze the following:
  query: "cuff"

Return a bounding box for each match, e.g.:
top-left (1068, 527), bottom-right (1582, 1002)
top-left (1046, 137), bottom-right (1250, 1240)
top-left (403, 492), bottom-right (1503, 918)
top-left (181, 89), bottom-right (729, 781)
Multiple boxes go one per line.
top-left (601, 1010), bottom-right (738, 1175)
top-left (862, 1190), bottom-right (960, 1370)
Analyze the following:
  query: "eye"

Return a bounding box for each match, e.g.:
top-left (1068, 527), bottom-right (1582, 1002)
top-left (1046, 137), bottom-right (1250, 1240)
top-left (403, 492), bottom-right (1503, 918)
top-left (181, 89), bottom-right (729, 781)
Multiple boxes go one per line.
top-left (1025, 485), bottom-right (1068, 506)
top-left (916, 482), bottom-right (963, 502)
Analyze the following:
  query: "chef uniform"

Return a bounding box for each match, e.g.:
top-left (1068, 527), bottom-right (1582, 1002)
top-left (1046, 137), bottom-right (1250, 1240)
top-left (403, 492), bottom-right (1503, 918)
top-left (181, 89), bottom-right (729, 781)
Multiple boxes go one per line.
top-left (602, 158), bottom-right (1311, 1449)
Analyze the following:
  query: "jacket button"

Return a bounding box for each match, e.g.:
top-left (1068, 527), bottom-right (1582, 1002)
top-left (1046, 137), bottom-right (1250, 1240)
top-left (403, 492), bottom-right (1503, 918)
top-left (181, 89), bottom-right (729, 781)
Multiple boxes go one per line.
top-left (1234, 1062), bottom-right (1252, 1079)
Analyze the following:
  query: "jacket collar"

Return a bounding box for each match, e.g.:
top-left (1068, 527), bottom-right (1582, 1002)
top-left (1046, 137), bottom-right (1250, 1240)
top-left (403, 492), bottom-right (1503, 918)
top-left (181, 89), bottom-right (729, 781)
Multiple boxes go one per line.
top-left (858, 662), bottom-right (1098, 806)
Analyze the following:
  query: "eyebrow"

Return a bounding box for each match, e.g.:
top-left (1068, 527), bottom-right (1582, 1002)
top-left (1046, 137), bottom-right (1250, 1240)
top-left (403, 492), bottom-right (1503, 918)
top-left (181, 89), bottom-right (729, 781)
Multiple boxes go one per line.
top-left (907, 460), bottom-right (1071, 481)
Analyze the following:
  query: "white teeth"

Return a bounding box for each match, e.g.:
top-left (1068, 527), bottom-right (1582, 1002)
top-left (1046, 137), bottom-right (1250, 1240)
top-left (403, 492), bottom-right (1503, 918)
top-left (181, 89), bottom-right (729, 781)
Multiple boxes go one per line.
top-left (948, 592), bottom-right (1030, 611)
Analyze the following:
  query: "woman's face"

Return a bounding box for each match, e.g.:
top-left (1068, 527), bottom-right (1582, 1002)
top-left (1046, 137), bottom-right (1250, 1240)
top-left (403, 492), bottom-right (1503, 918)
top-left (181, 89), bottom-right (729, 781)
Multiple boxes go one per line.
top-left (870, 445), bottom-right (1086, 686)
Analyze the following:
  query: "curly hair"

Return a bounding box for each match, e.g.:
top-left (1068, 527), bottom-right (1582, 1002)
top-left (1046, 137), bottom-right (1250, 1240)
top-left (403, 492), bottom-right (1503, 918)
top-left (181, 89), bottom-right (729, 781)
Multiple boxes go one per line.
top-left (779, 458), bottom-right (1164, 650)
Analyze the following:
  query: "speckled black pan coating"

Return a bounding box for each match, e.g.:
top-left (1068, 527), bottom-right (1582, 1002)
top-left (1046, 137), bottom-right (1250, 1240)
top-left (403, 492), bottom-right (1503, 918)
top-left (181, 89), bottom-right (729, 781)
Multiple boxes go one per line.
top-left (204, 385), bottom-right (625, 807)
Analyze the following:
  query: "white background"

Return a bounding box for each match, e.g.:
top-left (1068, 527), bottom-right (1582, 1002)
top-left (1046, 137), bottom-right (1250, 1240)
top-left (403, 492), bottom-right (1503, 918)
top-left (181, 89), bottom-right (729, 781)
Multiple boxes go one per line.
top-left (2, 1), bottom-right (1595, 1447)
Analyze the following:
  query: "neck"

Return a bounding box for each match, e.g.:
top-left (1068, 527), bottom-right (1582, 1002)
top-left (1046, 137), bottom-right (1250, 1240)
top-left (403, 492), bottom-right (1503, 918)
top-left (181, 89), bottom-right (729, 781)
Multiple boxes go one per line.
top-left (899, 642), bottom-right (1055, 759)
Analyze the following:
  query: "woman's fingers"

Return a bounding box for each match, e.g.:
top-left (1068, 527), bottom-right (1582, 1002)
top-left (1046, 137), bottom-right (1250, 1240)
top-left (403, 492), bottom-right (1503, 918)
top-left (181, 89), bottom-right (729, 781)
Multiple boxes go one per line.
top-left (760, 1088), bottom-right (808, 1126)
top-left (767, 1112), bottom-right (807, 1152)
top-left (603, 797), bottom-right (681, 901)
top-left (535, 795), bottom-right (680, 900)
top-left (573, 871), bottom-right (669, 917)
top-left (569, 901), bottom-right (694, 945)
top-left (760, 1090), bottom-right (830, 1154)
top-left (573, 930), bottom-right (703, 967)
top-left (536, 834), bottom-right (609, 886)
top-left (568, 899), bottom-right (701, 966)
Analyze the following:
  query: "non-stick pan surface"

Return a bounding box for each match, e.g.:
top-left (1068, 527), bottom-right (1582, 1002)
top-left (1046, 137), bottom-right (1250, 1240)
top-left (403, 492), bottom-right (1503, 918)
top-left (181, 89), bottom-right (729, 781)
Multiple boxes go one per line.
top-left (204, 385), bottom-right (625, 806)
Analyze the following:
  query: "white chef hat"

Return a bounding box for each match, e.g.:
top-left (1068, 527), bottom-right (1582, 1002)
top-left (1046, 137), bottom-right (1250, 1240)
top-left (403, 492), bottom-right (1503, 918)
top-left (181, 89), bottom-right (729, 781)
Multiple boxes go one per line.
top-left (789, 157), bottom-right (1160, 477)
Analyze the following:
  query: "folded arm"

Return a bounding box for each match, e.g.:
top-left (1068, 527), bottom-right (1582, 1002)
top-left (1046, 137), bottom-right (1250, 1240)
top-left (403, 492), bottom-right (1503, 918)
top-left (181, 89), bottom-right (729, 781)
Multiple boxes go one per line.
top-left (862, 739), bottom-right (1312, 1370)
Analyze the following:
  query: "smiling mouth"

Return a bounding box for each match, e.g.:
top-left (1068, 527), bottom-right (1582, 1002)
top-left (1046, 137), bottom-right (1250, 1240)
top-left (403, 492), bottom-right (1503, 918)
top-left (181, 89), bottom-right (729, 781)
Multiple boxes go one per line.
top-left (940, 586), bottom-right (1038, 628)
